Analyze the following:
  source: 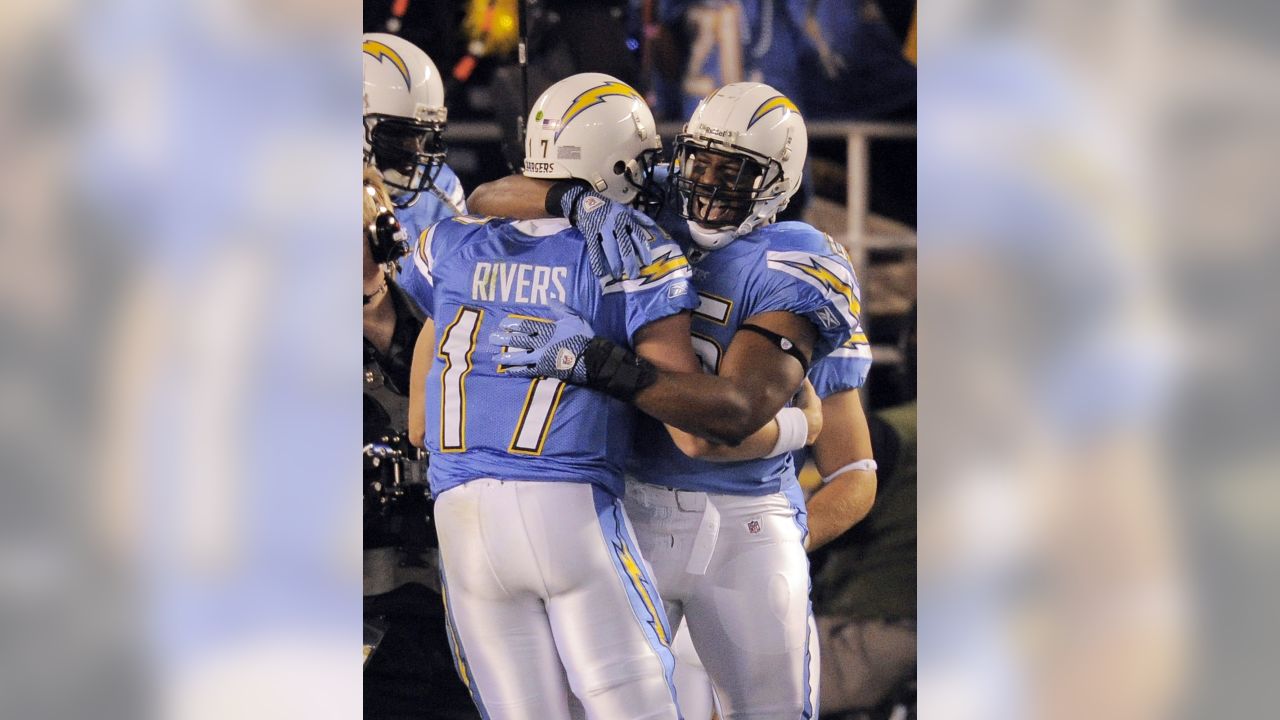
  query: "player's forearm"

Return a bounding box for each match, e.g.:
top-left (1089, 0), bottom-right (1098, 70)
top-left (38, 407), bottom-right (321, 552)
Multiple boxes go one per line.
top-left (634, 372), bottom-right (765, 446)
top-left (407, 317), bottom-right (436, 448)
top-left (466, 174), bottom-right (557, 219)
top-left (666, 416), bottom-right (781, 461)
top-left (804, 470), bottom-right (877, 552)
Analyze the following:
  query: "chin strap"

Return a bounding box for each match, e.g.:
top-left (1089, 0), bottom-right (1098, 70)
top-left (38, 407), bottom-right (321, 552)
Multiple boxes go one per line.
top-left (687, 221), bottom-right (738, 249)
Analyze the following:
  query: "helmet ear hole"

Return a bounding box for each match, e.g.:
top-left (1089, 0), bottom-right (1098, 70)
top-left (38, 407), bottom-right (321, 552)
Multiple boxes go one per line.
top-left (613, 160), bottom-right (626, 176)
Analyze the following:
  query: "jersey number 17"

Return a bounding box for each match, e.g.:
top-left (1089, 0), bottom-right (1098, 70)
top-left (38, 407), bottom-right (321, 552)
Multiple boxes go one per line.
top-left (436, 306), bottom-right (565, 456)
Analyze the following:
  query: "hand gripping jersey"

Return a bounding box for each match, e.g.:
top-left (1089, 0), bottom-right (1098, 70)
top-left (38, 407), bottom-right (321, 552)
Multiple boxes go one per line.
top-left (394, 162), bottom-right (467, 310)
top-left (417, 215), bottom-right (696, 499)
top-left (631, 220), bottom-right (861, 495)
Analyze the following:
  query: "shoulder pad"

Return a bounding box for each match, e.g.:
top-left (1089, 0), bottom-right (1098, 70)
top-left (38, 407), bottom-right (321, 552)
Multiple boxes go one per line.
top-left (762, 222), bottom-right (852, 262)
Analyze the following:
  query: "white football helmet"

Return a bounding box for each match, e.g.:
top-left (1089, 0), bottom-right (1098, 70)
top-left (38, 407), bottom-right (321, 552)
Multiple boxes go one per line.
top-left (362, 33), bottom-right (447, 202)
top-left (522, 73), bottom-right (664, 211)
top-left (671, 82), bottom-right (808, 249)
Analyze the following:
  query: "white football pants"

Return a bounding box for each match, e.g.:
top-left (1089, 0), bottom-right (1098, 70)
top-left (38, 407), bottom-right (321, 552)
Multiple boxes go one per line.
top-left (671, 621), bottom-right (719, 720)
top-left (435, 479), bottom-right (681, 720)
top-left (624, 481), bottom-right (819, 720)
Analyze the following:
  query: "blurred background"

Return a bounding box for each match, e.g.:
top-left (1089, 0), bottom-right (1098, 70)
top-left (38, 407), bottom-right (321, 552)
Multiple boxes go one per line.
top-left (1, 0), bottom-right (1278, 718)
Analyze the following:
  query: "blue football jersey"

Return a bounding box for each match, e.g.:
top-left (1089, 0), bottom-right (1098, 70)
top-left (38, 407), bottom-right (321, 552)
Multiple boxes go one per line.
top-left (395, 163), bottom-right (467, 311)
top-left (630, 220), bottom-right (862, 495)
top-left (419, 216), bottom-right (697, 499)
top-left (809, 324), bottom-right (873, 398)
top-left (791, 326), bottom-right (873, 471)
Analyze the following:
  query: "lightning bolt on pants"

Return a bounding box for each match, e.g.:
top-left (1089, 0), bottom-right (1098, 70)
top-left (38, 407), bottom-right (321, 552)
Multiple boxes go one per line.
top-left (435, 479), bottom-right (682, 720)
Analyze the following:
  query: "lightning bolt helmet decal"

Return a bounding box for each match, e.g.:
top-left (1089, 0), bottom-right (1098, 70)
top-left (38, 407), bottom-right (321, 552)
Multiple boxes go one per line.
top-left (363, 39), bottom-right (412, 89)
top-left (746, 95), bottom-right (800, 130)
top-left (554, 81), bottom-right (643, 142)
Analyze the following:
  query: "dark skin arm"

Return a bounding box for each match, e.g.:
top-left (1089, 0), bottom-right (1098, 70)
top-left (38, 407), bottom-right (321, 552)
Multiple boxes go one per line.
top-left (467, 174), bottom-right (559, 220)
top-left (632, 313), bottom-right (819, 459)
top-left (629, 310), bottom-right (818, 446)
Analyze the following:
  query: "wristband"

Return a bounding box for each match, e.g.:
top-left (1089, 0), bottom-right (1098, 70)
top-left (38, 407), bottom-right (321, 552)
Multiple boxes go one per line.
top-left (765, 407), bottom-right (809, 458)
top-left (546, 180), bottom-right (585, 218)
top-left (820, 458), bottom-right (877, 484)
top-left (580, 336), bottom-right (659, 402)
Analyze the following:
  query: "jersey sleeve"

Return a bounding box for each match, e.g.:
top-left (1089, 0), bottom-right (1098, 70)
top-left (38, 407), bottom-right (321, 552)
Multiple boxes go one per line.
top-left (753, 240), bottom-right (861, 361)
top-left (600, 237), bottom-right (698, 343)
top-left (396, 220), bottom-right (445, 317)
top-left (807, 327), bottom-right (873, 398)
top-left (438, 163), bottom-right (468, 216)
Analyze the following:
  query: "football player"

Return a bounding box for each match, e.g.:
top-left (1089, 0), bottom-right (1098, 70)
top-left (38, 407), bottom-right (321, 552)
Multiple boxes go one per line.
top-left (486, 83), bottom-right (861, 719)
top-left (406, 72), bottom-right (819, 720)
top-left (652, 332), bottom-right (877, 720)
top-left (410, 73), bottom-right (831, 719)
top-left (363, 33), bottom-right (467, 311)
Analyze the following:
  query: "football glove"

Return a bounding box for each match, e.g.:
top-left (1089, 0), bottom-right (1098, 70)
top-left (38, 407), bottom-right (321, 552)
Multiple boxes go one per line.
top-left (492, 307), bottom-right (596, 385)
top-left (491, 302), bottom-right (658, 402)
top-left (561, 186), bottom-right (659, 281)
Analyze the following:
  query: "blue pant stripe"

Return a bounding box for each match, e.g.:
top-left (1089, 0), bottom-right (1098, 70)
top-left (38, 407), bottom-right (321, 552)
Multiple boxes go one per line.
top-left (801, 590), bottom-right (817, 719)
top-left (592, 487), bottom-right (680, 698)
top-left (439, 568), bottom-right (492, 720)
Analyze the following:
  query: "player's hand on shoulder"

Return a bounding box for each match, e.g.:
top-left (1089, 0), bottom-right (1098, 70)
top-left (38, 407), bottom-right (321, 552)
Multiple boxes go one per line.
top-left (562, 186), bottom-right (659, 281)
top-left (490, 301), bottom-right (598, 385)
top-left (794, 378), bottom-right (824, 445)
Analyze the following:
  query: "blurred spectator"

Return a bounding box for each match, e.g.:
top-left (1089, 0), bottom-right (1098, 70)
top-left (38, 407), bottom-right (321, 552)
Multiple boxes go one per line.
top-left (798, 0), bottom-right (915, 121)
top-left (660, 0), bottom-right (745, 118)
top-left (799, 1), bottom-right (916, 228)
top-left (649, 1), bottom-right (915, 121)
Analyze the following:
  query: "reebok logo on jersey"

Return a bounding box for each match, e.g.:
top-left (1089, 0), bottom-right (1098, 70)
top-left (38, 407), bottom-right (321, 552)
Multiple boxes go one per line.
top-left (580, 195), bottom-right (606, 214)
top-left (555, 347), bottom-right (577, 371)
top-left (814, 305), bottom-right (840, 330)
top-left (667, 281), bottom-right (689, 299)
